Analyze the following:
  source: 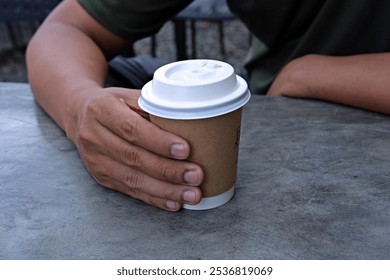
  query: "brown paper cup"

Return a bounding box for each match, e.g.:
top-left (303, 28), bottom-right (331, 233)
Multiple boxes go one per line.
top-left (151, 108), bottom-right (242, 210)
top-left (139, 59), bottom-right (250, 210)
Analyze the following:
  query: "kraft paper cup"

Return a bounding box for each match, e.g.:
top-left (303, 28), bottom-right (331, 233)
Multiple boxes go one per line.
top-left (139, 59), bottom-right (250, 210)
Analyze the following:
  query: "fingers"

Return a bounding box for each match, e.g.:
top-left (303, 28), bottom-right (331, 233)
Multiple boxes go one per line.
top-left (87, 153), bottom-right (202, 211)
top-left (80, 119), bottom-right (203, 186)
top-left (76, 87), bottom-right (204, 211)
top-left (98, 88), bottom-right (190, 160)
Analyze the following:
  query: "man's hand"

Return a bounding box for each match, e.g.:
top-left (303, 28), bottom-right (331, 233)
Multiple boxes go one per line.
top-left (74, 87), bottom-right (204, 211)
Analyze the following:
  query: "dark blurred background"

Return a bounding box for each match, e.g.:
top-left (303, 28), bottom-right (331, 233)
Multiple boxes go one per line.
top-left (0, 0), bottom-right (250, 83)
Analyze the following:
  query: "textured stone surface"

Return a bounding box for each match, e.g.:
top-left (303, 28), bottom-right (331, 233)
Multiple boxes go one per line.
top-left (1, 83), bottom-right (390, 259)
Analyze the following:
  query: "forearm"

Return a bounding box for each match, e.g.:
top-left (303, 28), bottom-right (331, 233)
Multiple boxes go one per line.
top-left (26, 0), bottom-right (132, 143)
top-left (27, 22), bottom-right (107, 140)
top-left (268, 53), bottom-right (390, 114)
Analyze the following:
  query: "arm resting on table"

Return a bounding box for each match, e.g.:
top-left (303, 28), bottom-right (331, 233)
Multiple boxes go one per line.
top-left (26, 0), bottom-right (203, 211)
top-left (267, 53), bottom-right (390, 115)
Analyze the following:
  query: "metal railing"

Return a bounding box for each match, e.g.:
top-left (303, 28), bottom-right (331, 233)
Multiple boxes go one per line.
top-left (0, 0), bottom-right (62, 49)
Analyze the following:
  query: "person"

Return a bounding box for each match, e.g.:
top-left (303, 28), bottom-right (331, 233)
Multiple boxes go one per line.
top-left (26, 0), bottom-right (390, 211)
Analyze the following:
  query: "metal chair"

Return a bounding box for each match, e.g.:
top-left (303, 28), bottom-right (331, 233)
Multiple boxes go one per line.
top-left (150, 0), bottom-right (235, 60)
top-left (173, 0), bottom-right (235, 60)
top-left (0, 0), bottom-right (62, 49)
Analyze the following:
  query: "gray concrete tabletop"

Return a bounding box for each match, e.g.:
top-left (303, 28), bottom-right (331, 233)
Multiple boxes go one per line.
top-left (1, 82), bottom-right (389, 260)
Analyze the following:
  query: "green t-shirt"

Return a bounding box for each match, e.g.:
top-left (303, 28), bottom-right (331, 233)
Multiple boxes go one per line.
top-left (77, 0), bottom-right (390, 94)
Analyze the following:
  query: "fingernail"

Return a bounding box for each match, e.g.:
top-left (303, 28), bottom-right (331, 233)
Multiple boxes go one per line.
top-left (166, 200), bottom-right (178, 210)
top-left (183, 190), bottom-right (196, 203)
top-left (171, 143), bottom-right (187, 158)
top-left (184, 170), bottom-right (199, 185)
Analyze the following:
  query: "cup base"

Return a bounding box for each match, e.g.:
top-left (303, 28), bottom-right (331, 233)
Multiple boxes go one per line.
top-left (183, 186), bottom-right (235, 210)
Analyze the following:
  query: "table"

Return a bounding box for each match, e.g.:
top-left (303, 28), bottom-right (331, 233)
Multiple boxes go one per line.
top-left (1, 82), bottom-right (390, 259)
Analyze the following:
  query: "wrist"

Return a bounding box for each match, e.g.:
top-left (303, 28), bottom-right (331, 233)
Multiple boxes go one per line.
top-left (63, 82), bottom-right (103, 145)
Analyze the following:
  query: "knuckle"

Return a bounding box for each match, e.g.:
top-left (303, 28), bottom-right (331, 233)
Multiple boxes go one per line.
top-left (93, 174), bottom-right (109, 187)
top-left (84, 101), bottom-right (96, 117)
top-left (77, 101), bottom-right (105, 147)
top-left (163, 188), bottom-right (178, 200)
top-left (96, 175), bottom-right (130, 196)
top-left (144, 194), bottom-right (160, 207)
top-left (120, 117), bottom-right (140, 144)
top-left (123, 145), bottom-right (142, 168)
top-left (76, 130), bottom-right (100, 167)
top-left (83, 152), bottom-right (99, 168)
top-left (125, 172), bottom-right (143, 190)
top-left (81, 152), bottom-right (103, 176)
top-left (76, 128), bottom-right (94, 147)
top-left (84, 94), bottom-right (105, 116)
top-left (161, 165), bottom-right (180, 182)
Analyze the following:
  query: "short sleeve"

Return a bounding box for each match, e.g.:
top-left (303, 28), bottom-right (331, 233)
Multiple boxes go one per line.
top-left (77, 0), bottom-right (192, 41)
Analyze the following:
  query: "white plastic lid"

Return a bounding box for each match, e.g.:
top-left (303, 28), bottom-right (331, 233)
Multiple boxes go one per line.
top-left (139, 59), bottom-right (251, 119)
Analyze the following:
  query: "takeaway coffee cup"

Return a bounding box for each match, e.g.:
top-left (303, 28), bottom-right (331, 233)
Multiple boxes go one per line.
top-left (139, 59), bottom-right (250, 210)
